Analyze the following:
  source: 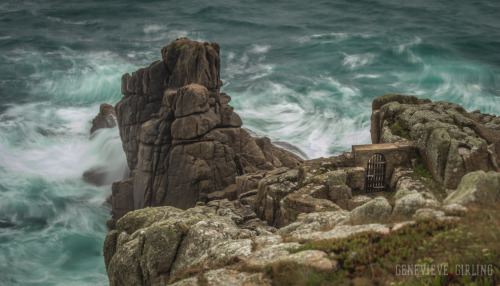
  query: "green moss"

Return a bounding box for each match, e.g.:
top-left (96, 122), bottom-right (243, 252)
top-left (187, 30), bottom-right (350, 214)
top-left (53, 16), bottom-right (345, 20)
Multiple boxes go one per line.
top-left (265, 260), bottom-right (338, 286)
top-left (411, 156), bottom-right (446, 200)
top-left (413, 162), bottom-right (432, 179)
top-left (390, 121), bottom-right (411, 140)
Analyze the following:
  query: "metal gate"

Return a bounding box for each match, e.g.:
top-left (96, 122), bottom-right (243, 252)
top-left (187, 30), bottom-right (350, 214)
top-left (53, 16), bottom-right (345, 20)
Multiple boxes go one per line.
top-left (365, 153), bottom-right (386, 193)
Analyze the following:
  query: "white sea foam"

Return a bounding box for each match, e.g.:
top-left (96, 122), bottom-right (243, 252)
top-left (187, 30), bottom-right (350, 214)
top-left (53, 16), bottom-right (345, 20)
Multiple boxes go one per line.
top-left (343, 53), bottom-right (375, 69)
top-left (143, 24), bottom-right (165, 33)
top-left (223, 47), bottom-right (276, 82)
top-left (250, 44), bottom-right (270, 54)
top-left (353, 74), bottom-right (380, 79)
top-left (0, 103), bottom-right (127, 182)
top-left (46, 16), bottom-right (101, 25)
top-left (395, 36), bottom-right (422, 54)
top-left (232, 79), bottom-right (371, 158)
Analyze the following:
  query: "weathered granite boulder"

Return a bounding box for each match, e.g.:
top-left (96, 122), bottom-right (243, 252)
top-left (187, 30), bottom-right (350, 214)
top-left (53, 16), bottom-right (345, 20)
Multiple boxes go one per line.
top-left (393, 192), bottom-right (426, 216)
top-left (104, 206), bottom-right (243, 285)
top-left (277, 211), bottom-right (348, 236)
top-left (90, 103), bottom-right (117, 135)
top-left (289, 223), bottom-right (390, 241)
top-left (255, 165), bottom-right (356, 227)
top-left (443, 171), bottom-right (500, 206)
top-left (279, 184), bottom-right (342, 227)
top-left (254, 168), bottom-right (300, 227)
top-left (412, 208), bottom-right (445, 220)
top-left (346, 196), bottom-right (392, 223)
top-left (108, 38), bottom-right (302, 226)
top-left (371, 94), bottom-right (500, 189)
top-left (347, 195), bottom-right (372, 211)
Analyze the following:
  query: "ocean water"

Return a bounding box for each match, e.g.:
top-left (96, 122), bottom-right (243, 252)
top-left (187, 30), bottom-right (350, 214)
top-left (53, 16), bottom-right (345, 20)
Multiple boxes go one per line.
top-left (0, 0), bottom-right (499, 284)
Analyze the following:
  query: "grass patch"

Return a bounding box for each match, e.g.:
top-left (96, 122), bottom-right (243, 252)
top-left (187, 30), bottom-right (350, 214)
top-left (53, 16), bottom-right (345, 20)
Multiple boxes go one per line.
top-left (291, 220), bottom-right (457, 272)
top-left (390, 121), bottom-right (411, 140)
top-left (283, 205), bottom-right (500, 285)
top-left (265, 261), bottom-right (342, 286)
top-left (412, 156), bottom-right (447, 201)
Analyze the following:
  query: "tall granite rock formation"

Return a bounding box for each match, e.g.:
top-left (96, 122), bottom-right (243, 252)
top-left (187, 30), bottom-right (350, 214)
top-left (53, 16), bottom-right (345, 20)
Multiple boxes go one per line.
top-left (108, 38), bottom-right (302, 227)
top-left (371, 94), bottom-right (500, 189)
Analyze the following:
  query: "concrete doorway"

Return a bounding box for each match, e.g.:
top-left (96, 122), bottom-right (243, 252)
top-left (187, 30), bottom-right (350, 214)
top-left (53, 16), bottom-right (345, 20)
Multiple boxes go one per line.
top-left (365, 153), bottom-right (386, 192)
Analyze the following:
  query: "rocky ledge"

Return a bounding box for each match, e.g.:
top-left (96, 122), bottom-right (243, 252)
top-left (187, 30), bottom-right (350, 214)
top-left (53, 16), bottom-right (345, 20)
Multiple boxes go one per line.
top-left (101, 38), bottom-right (500, 285)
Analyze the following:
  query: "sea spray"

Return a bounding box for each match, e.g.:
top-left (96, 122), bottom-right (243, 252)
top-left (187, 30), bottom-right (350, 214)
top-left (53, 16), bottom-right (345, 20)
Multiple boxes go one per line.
top-left (1, 0), bottom-right (499, 284)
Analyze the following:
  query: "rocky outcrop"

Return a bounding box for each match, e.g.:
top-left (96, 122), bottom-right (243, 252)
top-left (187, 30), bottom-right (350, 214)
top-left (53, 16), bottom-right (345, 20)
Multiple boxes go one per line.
top-left (108, 38), bottom-right (302, 226)
top-left (371, 94), bottom-right (500, 189)
top-left (254, 165), bottom-right (356, 227)
top-left (90, 103), bottom-right (117, 135)
top-left (104, 206), bottom-right (343, 285)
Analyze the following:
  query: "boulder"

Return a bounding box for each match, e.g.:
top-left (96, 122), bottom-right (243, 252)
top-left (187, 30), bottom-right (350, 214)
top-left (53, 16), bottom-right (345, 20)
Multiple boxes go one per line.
top-left (443, 171), bottom-right (500, 206)
top-left (104, 206), bottom-right (243, 285)
top-left (442, 204), bottom-right (467, 213)
top-left (277, 211), bottom-right (348, 235)
top-left (255, 168), bottom-right (300, 227)
top-left (347, 195), bottom-right (372, 211)
top-left (290, 223), bottom-right (390, 241)
top-left (346, 196), bottom-right (392, 223)
top-left (280, 184), bottom-right (342, 227)
top-left (393, 193), bottom-right (426, 216)
top-left (412, 208), bottom-right (445, 220)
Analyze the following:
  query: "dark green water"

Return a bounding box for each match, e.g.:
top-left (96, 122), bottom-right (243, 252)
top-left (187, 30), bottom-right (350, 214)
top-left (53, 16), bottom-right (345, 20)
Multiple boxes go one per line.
top-left (0, 0), bottom-right (499, 284)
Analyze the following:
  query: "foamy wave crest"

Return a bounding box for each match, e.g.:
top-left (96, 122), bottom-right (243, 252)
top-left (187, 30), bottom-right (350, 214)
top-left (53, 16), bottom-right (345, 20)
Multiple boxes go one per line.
top-left (230, 78), bottom-right (371, 158)
top-left (0, 102), bottom-right (127, 182)
top-left (3, 48), bottom-right (131, 104)
top-left (223, 46), bottom-right (275, 84)
top-left (343, 53), bottom-right (376, 69)
top-left (0, 101), bottom-right (117, 285)
top-left (250, 44), bottom-right (271, 54)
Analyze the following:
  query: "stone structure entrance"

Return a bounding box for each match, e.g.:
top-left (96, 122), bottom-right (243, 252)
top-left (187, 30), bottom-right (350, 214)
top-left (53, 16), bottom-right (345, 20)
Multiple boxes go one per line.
top-left (339, 142), bottom-right (418, 193)
top-left (365, 153), bottom-right (386, 192)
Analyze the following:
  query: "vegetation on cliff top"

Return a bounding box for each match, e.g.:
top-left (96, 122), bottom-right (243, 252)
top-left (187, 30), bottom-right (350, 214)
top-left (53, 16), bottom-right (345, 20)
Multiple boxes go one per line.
top-left (267, 205), bottom-right (500, 285)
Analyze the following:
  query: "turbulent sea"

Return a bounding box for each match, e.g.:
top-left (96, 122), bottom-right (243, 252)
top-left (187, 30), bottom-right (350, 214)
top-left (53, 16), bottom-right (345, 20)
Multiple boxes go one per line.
top-left (0, 0), bottom-right (499, 284)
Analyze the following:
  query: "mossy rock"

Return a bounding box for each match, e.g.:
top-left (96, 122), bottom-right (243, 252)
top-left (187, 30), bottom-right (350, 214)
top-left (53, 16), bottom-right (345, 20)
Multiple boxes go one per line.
top-left (444, 171), bottom-right (500, 206)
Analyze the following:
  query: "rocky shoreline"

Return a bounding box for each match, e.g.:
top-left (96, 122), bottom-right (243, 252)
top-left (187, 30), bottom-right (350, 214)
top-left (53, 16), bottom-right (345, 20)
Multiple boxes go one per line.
top-left (93, 38), bottom-right (500, 285)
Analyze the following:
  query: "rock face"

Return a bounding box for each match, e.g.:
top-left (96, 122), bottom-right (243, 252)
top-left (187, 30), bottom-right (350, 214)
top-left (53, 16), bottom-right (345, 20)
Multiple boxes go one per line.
top-left (104, 206), bottom-right (341, 286)
top-left (371, 94), bottom-right (500, 189)
top-left (109, 38), bottom-right (302, 225)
